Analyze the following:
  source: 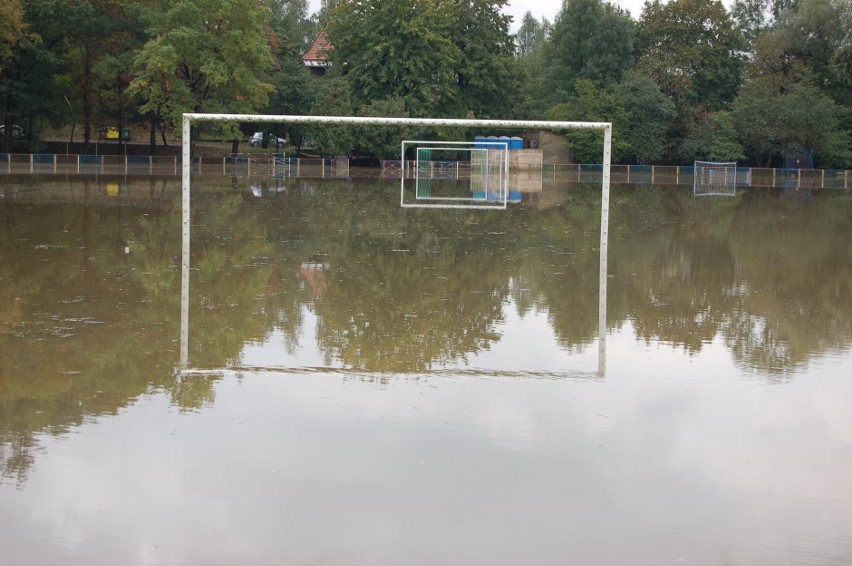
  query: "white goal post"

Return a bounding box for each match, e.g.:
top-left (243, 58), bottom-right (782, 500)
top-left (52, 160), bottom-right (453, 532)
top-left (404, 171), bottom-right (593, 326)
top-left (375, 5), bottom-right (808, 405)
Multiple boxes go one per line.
top-left (179, 113), bottom-right (612, 372)
top-left (402, 139), bottom-right (510, 208)
top-left (694, 160), bottom-right (738, 196)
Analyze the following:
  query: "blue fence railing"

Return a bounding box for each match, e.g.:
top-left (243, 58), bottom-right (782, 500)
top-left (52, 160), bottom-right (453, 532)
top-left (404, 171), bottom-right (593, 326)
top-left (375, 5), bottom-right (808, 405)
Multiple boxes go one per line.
top-left (1, 153), bottom-right (849, 189)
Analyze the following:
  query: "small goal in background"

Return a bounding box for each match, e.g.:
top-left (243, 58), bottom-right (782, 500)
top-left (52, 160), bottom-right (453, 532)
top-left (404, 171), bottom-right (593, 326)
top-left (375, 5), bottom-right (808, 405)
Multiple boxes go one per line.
top-left (694, 160), bottom-right (738, 197)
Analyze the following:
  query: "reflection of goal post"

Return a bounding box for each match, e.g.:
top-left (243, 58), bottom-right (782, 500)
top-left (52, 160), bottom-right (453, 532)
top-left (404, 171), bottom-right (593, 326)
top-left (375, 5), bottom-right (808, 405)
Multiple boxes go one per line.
top-left (402, 140), bottom-right (509, 209)
top-left (694, 161), bottom-right (737, 196)
top-left (179, 114), bottom-right (612, 374)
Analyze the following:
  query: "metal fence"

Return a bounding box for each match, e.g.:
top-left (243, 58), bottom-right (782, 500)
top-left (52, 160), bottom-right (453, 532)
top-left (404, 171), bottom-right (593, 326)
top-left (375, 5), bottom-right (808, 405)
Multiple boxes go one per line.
top-left (1, 153), bottom-right (849, 189)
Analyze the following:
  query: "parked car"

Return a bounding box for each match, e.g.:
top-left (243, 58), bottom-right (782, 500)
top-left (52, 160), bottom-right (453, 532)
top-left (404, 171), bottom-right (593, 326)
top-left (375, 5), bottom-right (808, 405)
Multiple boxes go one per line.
top-left (249, 132), bottom-right (287, 148)
top-left (0, 125), bottom-right (25, 139)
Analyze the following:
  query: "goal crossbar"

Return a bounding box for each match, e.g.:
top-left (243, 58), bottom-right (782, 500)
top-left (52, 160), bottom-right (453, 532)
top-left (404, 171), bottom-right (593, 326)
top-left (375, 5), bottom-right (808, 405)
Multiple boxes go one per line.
top-left (180, 113), bottom-right (612, 373)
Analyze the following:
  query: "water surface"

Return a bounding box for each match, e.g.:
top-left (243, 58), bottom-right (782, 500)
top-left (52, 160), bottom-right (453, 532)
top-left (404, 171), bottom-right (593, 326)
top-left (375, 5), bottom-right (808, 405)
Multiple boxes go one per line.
top-left (1, 175), bottom-right (851, 565)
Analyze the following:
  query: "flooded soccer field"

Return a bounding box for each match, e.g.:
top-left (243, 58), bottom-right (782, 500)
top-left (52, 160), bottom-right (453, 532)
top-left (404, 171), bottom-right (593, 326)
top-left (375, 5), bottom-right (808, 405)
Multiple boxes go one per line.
top-left (1, 175), bottom-right (851, 565)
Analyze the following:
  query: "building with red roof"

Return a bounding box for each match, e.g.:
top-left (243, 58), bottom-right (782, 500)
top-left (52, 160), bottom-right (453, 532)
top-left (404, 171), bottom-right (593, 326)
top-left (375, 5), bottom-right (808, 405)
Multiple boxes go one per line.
top-left (302, 32), bottom-right (331, 76)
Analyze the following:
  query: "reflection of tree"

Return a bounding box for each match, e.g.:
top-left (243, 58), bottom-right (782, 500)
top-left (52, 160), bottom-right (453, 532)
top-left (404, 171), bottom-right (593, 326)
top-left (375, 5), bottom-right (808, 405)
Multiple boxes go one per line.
top-left (0, 177), bottom-right (291, 483)
top-left (622, 235), bottom-right (737, 352)
top-left (719, 190), bottom-right (852, 373)
top-left (510, 192), bottom-right (607, 351)
top-left (4, 176), bottom-right (852, 484)
top-left (1, 185), bottom-right (184, 484)
top-left (313, 252), bottom-right (507, 372)
top-left (609, 186), bottom-right (852, 371)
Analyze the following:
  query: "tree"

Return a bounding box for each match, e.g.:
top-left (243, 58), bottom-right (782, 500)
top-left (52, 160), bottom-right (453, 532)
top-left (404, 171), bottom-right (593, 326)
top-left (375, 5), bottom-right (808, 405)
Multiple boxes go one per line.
top-left (129, 0), bottom-right (274, 145)
top-left (732, 78), bottom-right (850, 166)
top-left (680, 111), bottom-right (746, 162)
top-left (773, 0), bottom-right (852, 106)
top-left (354, 96), bottom-right (413, 159)
top-left (267, 57), bottom-right (316, 154)
top-left (516, 12), bottom-right (549, 58)
top-left (53, 0), bottom-right (144, 145)
top-left (542, 0), bottom-right (635, 105)
top-left (617, 70), bottom-right (676, 164)
top-left (515, 13), bottom-right (551, 118)
top-left (327, 0), bottom-right (517, 118)
top-left (442, 0), bottom-right (517, 118)
top-left (637, 0), bottom-right (745, 109)
top-left (547, 79), bottom-right (630, 163)
top-left (731, 0), bottom-right (773, 50)
top-left (327, 0), bottom-right (461, 116)
top-left (0, 0), bottom-right (26, 70)
top-left (309, 76), bottom-right (353, 157)
top-left (1, 0), bottom-right (66, 147)
top-left (268, 0), bottom-right (315, 58)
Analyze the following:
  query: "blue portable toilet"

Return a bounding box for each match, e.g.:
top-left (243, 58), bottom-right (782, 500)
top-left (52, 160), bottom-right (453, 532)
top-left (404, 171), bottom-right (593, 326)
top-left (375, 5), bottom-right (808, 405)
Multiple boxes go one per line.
top-left (509, 191), bottom-right (522, 203)
top-left (486, 135), bottom-right (499, 149)
top-left (474, 135), bottom-right (486, 149)
top-left (499, 135), bottom-right (510, 149)
top-left (510, 137), bottom-right (523, 150)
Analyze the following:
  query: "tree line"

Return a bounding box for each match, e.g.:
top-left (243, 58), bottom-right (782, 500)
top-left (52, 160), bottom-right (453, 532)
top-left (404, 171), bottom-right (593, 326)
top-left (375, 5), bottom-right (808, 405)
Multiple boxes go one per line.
top-left (1, 0), bottom-right (849, 166)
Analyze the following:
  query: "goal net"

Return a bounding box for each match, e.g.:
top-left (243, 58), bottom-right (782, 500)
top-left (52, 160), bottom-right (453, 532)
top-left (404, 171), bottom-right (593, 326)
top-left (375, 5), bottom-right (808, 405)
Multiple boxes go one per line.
top-left (403, 140), bottom-right (509, 209)
top-left (694, 161), bottom-right (737, 196)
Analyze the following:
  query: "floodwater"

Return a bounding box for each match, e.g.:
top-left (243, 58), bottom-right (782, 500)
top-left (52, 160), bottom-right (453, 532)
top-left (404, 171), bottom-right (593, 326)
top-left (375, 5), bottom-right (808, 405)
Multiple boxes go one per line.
top-left (1, 174), bottom-right (851, 565)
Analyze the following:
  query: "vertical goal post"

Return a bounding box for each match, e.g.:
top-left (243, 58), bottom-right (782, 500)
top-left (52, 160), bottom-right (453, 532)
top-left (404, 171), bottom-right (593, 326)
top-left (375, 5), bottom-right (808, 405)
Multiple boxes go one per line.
top-left (180, 113), bottom-right (612, 372)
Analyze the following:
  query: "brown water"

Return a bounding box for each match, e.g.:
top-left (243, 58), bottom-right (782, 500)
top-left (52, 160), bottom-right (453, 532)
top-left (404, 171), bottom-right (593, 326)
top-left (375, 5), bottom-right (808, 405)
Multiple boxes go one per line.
top-left (1, 175), bottom-right (851, 565)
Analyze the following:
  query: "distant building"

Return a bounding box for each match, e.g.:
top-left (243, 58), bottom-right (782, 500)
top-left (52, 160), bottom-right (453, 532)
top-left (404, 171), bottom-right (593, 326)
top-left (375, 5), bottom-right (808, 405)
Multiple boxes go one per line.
top-left (302, 32), bottom-right (331, 77)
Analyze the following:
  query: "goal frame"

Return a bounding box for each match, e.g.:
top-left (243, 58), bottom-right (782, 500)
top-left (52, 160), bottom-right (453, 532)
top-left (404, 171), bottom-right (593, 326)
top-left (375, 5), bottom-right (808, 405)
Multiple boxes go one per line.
top-left (180, 113), bottom-right (612, 374)
top-left (402, 139), bottom-right (510, 209)
top-left (694, 160), bottom-right (738, 196)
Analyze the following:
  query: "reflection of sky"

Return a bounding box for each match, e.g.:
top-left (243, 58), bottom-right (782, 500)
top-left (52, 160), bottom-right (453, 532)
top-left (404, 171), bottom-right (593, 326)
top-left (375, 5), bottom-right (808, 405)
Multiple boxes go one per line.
top-left (3, 326), bottom-right (852, 565)
top-left (239, 299), bottom-right (599, 375)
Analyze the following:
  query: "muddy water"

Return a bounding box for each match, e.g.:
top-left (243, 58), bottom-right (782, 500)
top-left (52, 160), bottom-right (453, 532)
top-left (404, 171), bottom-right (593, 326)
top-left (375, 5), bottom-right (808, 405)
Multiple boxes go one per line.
top-left (1, 175), bottom-right (851, 565)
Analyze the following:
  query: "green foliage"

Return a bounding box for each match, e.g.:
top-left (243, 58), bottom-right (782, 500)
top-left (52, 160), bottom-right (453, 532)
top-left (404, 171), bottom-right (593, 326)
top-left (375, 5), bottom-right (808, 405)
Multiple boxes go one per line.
top-left (680, 111), bottom-right (746, 162)
top-left (327, 0), bottom-right (516, 118)
top-left (542, 0), bottom-right (635, 106)
top-left (547, 79), bottom-right (630, 163)
top-left (266, 57), bottom-right (316, 153)
top-left (773, 0), bottom-right (852, 106)
top-left (267, 0), bottom-right (315, 58)
top-left (0, 1), bottom-right (66, 144)
top-left (732, 78), bottom-right (851, 166)
top-left (617, 71), bottom-right (677, 164)
top-left (0, 0), bottom-right (26, 68)
top-left (637, 0), bottom-right (745, 109)
top-left (354, 96), bottom-right (412, 159)
top-left (516, 12), bottom-right (549, 58)
top-left (731, 0), bottom-right (773, 49)
top-left (129, 0), bottom-right (274, 128)
top-left (443, 0), bottom-right (517, 118)
top-left (309, 76), bottom-right (354, 157)
top-left (327, 0), bottom-right (461, 116)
